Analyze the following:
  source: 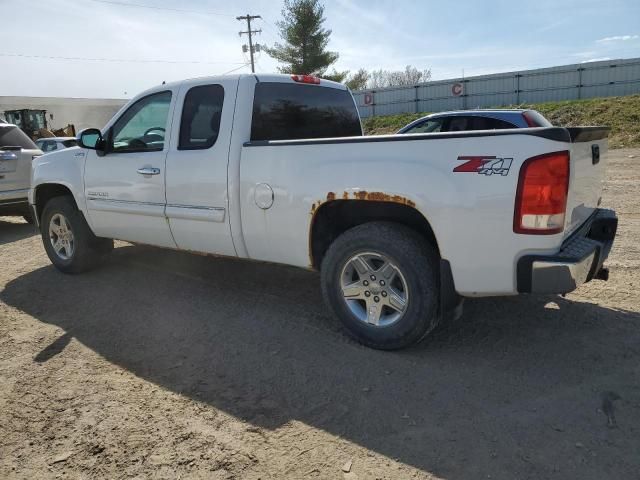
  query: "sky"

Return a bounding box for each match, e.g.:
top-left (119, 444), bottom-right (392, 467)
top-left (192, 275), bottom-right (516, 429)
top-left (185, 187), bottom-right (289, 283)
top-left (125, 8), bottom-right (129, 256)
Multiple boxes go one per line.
top-left (1, 0), bottom-right (639, 99)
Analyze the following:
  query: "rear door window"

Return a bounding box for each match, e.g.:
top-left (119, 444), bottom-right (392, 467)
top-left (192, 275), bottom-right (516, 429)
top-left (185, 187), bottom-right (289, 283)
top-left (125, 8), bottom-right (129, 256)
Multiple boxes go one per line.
top-left (444, 116), bottom-right (471, 132)
top-left (251, 82), bottom-right (362, 141)
top-left (442, 116), bottom-right (516, 132)
top-left (471, 117), bottom-right (517, 130)
top-left (178, 84), bottom-right (225, 150)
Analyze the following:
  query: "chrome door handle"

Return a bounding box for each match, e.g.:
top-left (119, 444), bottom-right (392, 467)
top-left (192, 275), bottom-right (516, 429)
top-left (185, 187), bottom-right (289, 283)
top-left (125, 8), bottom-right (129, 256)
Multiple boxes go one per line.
top-left (137, 167), bottom-right (161, 176)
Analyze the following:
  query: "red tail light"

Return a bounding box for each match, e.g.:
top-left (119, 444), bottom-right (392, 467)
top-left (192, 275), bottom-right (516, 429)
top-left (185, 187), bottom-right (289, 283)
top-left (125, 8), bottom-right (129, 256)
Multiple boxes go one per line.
top-left (522, 111), bottom-right (539, 127)
top-left (291, 74), bottom-right (321, 85)
top-left (514, 151), bottom-right (570, 234)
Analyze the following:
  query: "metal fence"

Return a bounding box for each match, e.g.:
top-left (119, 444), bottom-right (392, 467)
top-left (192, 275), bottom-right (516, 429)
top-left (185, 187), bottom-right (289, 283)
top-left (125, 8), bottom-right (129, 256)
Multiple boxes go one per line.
top-left (352, 57), bottom-right (640, 118)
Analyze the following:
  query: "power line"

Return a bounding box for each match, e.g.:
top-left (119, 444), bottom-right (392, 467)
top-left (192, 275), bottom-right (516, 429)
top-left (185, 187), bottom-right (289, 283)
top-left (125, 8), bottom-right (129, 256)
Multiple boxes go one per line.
top-left (0, 52), bottom-right (245, 65)
top-left (221, 64), bottom-right (251, 75)
top-left (86, 0), bottom-right (235, 16)
top-left (237, 14), bottom-right (262, 73)
top-left (258, 18), bottom-right (280, 44)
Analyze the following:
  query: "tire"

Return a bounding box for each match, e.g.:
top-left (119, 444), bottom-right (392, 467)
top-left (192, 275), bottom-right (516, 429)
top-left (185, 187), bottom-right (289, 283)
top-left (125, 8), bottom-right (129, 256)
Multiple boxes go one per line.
top-left (41, 196), bottom-right (113, 274)
top-left (321, 221), bottom-right (440, 350)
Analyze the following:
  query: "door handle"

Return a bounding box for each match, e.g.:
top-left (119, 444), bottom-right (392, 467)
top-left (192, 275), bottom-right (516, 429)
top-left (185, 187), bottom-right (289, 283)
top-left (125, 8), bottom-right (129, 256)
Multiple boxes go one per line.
top-left (137, 167), bottom-right (161, 176)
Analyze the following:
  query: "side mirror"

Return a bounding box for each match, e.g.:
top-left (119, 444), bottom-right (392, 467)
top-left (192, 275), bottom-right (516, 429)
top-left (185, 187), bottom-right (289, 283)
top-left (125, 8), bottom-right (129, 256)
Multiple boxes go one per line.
top-left (78, 128), bottom-right (104, 151)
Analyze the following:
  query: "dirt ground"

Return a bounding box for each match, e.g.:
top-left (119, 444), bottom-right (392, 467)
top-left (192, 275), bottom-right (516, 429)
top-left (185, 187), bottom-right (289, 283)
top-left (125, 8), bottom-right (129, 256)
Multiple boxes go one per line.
top-left (1, 148), bottom-right (639, 480)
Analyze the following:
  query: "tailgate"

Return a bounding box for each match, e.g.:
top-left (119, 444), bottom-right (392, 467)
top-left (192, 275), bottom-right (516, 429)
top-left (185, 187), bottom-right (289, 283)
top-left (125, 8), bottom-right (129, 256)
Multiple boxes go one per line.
top-left (563, 127), bottom-right (609, 237)
top-left (0, 125), bottom-right (41, 195)
top-left (0, 147), bottom-right (39, 193)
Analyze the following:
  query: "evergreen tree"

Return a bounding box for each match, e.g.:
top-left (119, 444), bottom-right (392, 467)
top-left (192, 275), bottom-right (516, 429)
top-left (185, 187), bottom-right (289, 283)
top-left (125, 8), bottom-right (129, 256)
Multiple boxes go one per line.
top-left (266, 0), bottom-right (339, 76)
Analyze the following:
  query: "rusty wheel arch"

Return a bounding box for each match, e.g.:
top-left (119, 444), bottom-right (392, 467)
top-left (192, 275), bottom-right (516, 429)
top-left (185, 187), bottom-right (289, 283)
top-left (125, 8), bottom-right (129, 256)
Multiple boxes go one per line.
top-left (309, 192), bottom-right (439, 270)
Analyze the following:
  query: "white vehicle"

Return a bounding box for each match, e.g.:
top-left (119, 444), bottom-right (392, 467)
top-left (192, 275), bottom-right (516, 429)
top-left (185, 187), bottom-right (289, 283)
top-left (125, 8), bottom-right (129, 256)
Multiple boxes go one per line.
top-left (29, 73), bottom-right (617, 349)
top-left (34, 137), bottom-right (78, 153)
top-left (1, 123), bottom-right (42, 221)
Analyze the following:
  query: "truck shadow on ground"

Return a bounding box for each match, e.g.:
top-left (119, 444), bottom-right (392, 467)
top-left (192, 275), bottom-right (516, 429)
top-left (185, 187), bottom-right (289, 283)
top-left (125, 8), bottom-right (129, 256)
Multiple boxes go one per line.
top-left (2, 244), bottom-right (639, 479)
top-left (0, 218), bottom-right (36, 245)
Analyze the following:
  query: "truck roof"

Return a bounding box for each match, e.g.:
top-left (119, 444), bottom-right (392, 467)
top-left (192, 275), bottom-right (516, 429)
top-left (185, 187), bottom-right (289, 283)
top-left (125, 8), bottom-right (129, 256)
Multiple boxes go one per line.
top-left (145, 73), bottom-right (348, 96)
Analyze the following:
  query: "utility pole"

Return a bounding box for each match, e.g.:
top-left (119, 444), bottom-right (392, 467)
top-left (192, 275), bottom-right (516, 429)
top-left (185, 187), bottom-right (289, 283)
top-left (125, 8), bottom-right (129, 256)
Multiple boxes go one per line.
top-left (237, 14), bottom-right (262, 73)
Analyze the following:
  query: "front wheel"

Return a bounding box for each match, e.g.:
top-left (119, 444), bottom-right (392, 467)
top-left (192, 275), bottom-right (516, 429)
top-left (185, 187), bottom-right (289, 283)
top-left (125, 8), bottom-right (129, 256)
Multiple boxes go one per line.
top-left (41, 196), bottom-right (112, 274)
top-left (321, 222), bottom-right (440, 350)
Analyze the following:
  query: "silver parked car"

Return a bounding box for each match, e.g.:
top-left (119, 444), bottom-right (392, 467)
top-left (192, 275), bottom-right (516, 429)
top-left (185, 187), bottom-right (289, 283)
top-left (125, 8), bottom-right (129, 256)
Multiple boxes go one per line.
top-left (397, 109), bottom-right (552, 134)
top-left (0, 123), bottom-right (42, 222)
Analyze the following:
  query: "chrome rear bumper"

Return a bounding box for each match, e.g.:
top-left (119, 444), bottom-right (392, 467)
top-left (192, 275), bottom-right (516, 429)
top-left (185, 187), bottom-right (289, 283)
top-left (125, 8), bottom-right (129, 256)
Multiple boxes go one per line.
top-left (517, 209), bottom-right (617, 294)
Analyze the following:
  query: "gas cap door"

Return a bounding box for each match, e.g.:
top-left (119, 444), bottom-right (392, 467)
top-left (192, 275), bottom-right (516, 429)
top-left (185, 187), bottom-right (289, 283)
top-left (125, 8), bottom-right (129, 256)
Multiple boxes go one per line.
top-left (254, 183), bottom-right (274, 209)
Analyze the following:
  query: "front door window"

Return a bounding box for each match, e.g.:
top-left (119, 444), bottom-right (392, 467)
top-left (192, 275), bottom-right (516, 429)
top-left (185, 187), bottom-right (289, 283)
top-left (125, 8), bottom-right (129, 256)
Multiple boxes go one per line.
top-left (110, 91), bottom-right (172, 153)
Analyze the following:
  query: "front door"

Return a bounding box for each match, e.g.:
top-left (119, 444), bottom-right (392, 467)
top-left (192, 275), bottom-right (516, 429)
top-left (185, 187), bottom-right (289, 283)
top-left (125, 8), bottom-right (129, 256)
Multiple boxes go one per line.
top-left (84, 90), bottom-right (176, 248)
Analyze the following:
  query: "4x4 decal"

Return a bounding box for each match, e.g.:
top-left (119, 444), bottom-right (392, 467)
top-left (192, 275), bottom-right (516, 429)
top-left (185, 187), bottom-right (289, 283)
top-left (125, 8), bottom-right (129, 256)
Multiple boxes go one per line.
top-left (454, 156), bottom-right (513, 176)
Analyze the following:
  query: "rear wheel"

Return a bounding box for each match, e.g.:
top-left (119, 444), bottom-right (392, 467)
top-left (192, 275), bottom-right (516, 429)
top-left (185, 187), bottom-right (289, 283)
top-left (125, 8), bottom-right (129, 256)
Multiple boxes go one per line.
top-left (321, 222), bottom-right (440, 350)
top-left (41, 196), bottom-right (112, 273)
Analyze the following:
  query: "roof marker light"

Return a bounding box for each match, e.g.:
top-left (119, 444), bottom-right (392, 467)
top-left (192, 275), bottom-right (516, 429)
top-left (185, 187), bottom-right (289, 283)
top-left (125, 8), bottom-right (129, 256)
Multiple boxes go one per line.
top-left (291, 74), bottom-right (321, 85)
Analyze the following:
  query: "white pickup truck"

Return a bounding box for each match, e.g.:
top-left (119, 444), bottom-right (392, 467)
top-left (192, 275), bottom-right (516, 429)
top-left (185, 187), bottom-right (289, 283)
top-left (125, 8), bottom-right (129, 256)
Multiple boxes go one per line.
top-left (30, 73), bottom-right (617, 349)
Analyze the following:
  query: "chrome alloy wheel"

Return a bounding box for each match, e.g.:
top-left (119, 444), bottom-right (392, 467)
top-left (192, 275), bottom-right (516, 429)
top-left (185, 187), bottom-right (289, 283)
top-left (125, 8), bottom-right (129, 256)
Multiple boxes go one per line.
top-left (49, 213), bottom-right (75, 260)
top-left (339, 252), bottom-right (409, 327)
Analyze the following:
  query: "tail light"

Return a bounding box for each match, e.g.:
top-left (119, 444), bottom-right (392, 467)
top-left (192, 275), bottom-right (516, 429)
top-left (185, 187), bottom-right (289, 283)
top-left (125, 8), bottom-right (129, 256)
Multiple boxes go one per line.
top-left (514, 151), bottom-right (570, 234)
top-left (291, 74), bottom-right (321, 85)
top-left (522, 111), bottom-right (540, 127)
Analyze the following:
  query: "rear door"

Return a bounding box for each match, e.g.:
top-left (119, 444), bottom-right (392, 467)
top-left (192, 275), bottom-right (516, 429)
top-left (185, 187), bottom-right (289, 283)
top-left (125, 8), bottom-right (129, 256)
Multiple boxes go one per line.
top-left (164, 78), bottom-right (238, 256)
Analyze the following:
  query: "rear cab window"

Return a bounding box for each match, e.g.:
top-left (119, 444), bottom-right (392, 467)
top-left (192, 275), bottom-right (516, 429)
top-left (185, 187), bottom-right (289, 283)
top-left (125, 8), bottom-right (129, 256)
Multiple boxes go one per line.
top-left (250, 82), bottom-right (362, 141)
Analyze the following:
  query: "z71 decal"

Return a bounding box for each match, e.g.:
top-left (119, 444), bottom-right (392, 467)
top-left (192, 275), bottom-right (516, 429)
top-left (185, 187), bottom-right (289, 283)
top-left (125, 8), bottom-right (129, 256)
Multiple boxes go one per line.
top-left (454, 156), bottom-right (513, 176)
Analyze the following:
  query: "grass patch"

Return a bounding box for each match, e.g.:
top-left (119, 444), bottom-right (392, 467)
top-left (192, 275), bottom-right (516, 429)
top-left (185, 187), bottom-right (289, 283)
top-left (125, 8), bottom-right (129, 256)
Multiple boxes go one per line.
top-left (361, 94), bottom-right (640, 148)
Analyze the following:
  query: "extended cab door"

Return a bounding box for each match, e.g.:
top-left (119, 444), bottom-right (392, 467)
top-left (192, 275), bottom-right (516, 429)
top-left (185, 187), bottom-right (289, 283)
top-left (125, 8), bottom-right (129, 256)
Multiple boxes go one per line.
top-left (83, 90), bottom-right (177, 248)
top-left (164, 78), bottom-right (238, 256)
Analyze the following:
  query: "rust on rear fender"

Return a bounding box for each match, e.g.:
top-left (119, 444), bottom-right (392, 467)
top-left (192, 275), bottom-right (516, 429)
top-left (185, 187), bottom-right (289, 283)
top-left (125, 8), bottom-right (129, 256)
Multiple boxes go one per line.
top-left (350, 190), bottom-right (416, 208)
top-left (311, 191), bottom-right (418, 215)
top-left (308, 190), bottom-right (419, 267)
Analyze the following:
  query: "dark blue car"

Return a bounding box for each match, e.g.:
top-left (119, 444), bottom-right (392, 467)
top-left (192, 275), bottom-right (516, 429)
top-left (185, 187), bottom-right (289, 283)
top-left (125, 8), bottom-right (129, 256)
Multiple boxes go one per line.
top-left (397, 109), bottom-right (552, 134)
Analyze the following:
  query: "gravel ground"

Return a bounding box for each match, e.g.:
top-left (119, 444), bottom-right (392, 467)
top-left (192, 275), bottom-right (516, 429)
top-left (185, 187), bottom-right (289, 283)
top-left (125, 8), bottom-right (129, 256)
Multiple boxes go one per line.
top-left (1, 148), bottom-right (639, 480)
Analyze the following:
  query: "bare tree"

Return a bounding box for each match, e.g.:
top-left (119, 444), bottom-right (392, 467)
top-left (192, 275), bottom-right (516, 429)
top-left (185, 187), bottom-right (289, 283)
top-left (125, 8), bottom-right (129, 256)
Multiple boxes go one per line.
top-left (367, 66), bottom-right (431, 89)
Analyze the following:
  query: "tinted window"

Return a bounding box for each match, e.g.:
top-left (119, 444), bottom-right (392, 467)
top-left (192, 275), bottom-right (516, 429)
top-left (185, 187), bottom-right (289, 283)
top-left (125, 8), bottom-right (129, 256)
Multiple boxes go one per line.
top-left (0, 125), bottom-right (38, 149)
top-left (62, 139), bottom-right (78, 148)
top-left (110, 91), bottom-right (172, 153)
top-left (472, 117), bottom-right (516, 130)
top-left (403, 119), bottom-right (442, 134)
top-left (445, 116), bottom-right (472, 132)
top-left (443, 116), bottom-right (516, 132)
top-left (251, 82), bottom-right (362, 141)
top-left (179, 84), bottom-right (224, 150)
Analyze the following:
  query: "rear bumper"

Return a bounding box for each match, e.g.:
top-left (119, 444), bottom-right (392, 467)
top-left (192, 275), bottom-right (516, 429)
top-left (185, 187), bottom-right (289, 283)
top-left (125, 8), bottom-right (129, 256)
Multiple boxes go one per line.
top-left (517, 208), bottom-right (617, 294)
